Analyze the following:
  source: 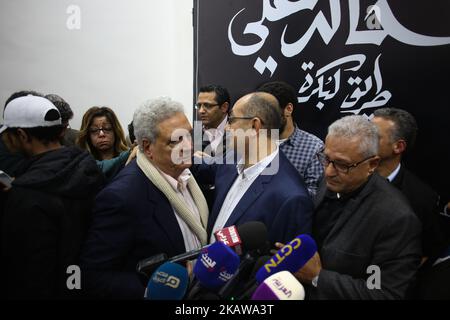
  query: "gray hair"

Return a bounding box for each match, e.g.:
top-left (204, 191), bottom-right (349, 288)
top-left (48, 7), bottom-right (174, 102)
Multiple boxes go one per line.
top-left (327, 115), bottom-right (379, 157)
top-left (133, 97), bottom-right (184, 150)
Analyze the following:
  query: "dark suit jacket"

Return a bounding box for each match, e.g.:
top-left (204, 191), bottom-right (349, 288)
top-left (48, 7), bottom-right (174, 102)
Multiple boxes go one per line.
top-left (197, 127), bottom-right (228, 211)
top-left (391, 165), bottom-right (447, 258)
top-left (79, 160), bottom-right (186, 299)
top-left (196, 151), bottom-right (313, 244)
top-left (311, 173), bottom-right (422, 300)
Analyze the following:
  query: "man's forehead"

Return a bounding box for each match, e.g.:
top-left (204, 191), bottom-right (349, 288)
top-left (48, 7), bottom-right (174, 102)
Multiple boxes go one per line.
top-left (197, 91), bottom-right (216, 101)
top-left (325, 135), bottom-right (362, 159)
top-left (372, 116), bottom-right (395, 130)
top-left (159, 113), bottom-right (190, 129)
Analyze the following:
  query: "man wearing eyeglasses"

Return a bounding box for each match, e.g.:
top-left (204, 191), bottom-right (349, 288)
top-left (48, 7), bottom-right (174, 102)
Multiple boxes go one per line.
top-left (195, 85), bottom-right (230, 210)
top-left (195, 85), bottom-right (230, 158)
top-left (292, 115), bottom-right (422, 299)
top-left (196, 92), bottom-right (313, 245)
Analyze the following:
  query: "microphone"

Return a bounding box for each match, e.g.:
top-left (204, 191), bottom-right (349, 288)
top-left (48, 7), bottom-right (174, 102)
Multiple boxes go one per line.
top-left (186, 241), bottom-right (240, 299)
top-left (235, 255), bottom-right (271, 300)
top-left (169, 221), bottom-right (267, 263)
top-left (214, 221), bottom-right (268, 256)
top-left (231, 234), bottom-right (316, 300)
top-left (136, 253), bottom-right (168, 277)
top-left (216, 222), bottom-right (269, 299)
top-left (251, 271), bottom-right (305, 300)
top-left (256, 234), bottom-right (317, 283)
top-left (193, 241), bottom-right (240, 290)
top-left (214, 225), bottom-right (243, 255)
top-left (144, 262), bottom-right (189, 300)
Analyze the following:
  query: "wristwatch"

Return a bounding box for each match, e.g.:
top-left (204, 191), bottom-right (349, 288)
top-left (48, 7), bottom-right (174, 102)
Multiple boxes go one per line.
top-left (311, 275), bottom-right (319, 288)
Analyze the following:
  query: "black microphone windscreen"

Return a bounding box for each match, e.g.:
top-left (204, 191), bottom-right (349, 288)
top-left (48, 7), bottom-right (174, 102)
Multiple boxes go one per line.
top-left (237, 221), bottom-right (267, 252)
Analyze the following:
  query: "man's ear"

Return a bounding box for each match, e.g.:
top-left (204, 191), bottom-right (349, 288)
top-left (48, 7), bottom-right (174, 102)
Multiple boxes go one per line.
top-left (252, 117), bottom-right (263, 134)
top-left (393, 140), bottom-right (406, 155)
top-left (284, 103), bottom-right (294, 117)
top-left (368, 155), bottom-right (380, 174)
top-left (220, 102), bottom-right (229, 114)
top-left (16, 128), bottom-right (29, 143)
top-left (142, 139), bottom-right (153, 159)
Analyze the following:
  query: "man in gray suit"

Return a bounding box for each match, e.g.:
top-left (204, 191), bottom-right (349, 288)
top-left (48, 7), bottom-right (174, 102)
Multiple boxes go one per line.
top-left (292, 115), bottom-right (422, 299)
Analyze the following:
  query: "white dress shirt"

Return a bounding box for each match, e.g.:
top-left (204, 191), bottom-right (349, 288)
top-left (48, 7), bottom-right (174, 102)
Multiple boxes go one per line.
top-left (209, 148), bottom-right (279, 243)
top-left (159, 169), bottom-right (202, 251)
top-left (387, 163), bottom-right (401, 182)
top-left (204, 115), bottom-right (227, 155)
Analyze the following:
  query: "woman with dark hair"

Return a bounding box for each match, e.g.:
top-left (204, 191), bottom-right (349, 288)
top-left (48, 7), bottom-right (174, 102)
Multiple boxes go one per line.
top-left (77, 106), bottom-right (128, 160)
top-left (77, 106), bottom-right (131, 181)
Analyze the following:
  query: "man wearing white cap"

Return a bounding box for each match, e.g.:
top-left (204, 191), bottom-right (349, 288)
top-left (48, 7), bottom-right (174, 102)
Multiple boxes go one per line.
top-left (0, 95), bottom-right (103, 299)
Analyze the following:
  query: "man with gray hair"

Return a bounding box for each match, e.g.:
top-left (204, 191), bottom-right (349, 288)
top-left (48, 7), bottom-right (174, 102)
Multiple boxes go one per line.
top-left (80, 97), bottom-right (209, 299)
top-left (290, 115), bottom-right (422, 299)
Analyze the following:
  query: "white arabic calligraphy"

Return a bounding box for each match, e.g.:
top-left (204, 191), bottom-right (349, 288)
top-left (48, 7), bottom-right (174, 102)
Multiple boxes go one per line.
top-left (298, 54), bottom-right (392, 114)
top-left (228, 0), bottom-right (450, 58)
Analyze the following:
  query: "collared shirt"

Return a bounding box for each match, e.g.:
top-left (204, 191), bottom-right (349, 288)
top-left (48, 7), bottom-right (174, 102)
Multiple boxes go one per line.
top-left (279, 126), bottom-right (324, 197)
top-left (209, 148), bottom-right (279, 243)
top-left (204, 116), bottom-right (228, 156)
top-left (386, 163), bottom-right (401, 182)
top-left (159, 169), bottom-right (202, 252)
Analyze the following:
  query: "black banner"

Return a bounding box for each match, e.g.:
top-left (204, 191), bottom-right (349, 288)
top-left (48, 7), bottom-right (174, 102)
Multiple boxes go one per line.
top-left (194, 0), bottom-right (450, 201)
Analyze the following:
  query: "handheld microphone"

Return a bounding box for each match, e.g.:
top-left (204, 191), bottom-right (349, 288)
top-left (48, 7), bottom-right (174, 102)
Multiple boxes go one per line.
top-left (214, 221), bottom-right (268, 255)
top-left (216, 222), bottom-right (269, 299)
top-left (256, 234), bottom-right (317, 284)
top-left (169, 221), bottom-right (268, 264)
top-left (136, 253), bottom-right (168, 277)
top-left (251, 271), bottom-right (305, 300)
top-left (193, 241), bottom-right (240, 291)
top-left (214, 225), bottom-right (243, 255)
top-left (144, 262), bottom-right (189, 300)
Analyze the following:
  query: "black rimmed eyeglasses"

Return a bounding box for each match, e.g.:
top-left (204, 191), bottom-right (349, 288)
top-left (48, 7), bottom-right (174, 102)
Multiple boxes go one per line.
top-left (227, 115), bottom-right (264, 125)
top-left (316, 151), bottom-right (375, 174)
top-left (89, 127), bottom-right (113, 135)
top-left (194, 102), bottom-right (220, 110)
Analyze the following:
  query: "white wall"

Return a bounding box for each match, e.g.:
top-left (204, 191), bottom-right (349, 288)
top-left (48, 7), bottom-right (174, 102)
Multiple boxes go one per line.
top-left (0, 0), bottom-right (194, 130)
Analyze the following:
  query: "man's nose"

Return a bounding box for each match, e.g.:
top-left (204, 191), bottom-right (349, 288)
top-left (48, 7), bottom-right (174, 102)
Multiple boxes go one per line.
top-left (198, 105), bottom-right (207, 114)
top-left (324, 162), bottom-right (337, 177)
top-left (181, 136), bottom-right (193, 150)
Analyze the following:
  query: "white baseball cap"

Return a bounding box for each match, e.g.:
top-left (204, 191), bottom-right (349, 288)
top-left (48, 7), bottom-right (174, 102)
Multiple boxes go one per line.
top-left (0, 95), bottom-right (61, 134)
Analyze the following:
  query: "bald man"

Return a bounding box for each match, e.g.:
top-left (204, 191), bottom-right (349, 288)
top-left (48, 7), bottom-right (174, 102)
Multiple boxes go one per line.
top-left (196, 92), bottom-right (313, 245)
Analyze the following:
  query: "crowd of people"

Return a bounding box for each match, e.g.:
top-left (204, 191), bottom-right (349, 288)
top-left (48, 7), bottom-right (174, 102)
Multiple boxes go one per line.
top-left (0, 83), bottom-right (449, 300)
